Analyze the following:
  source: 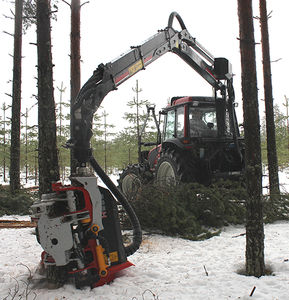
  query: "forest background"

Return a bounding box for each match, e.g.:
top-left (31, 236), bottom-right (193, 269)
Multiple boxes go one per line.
top-left (0, 0), bottom-right (288, 186)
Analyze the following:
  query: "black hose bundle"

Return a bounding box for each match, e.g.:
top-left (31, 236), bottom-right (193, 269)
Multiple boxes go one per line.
top-left (89, 156), bottom-right (142, 257)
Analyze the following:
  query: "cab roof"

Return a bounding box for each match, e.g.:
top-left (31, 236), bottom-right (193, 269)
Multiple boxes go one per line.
top-left (168, 96), bottom-right (216, 107)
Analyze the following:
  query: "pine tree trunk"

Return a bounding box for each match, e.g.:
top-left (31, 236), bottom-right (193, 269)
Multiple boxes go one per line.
top-left (10, 0), bottom-right (23, 193)
top-left (237, 0), bottom-right (265, 277)
top-left (37, 0), bottom-right (60, 194)
top-left (70, 0), bottom-right (81, 174)
top-left (259, 0), bottom-right (280, 198)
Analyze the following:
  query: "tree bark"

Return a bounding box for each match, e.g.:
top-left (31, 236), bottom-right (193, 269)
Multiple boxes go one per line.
top-left (37, 0), bottom-right (60, 194)
top-left (70, 0), bottom-right (81, 174)
top-left (10, 0), bottom-right (23, 193)
top-left (237, 0), bottom-right (265, 277)
top-left (259, 0), bottom-right (280, 197)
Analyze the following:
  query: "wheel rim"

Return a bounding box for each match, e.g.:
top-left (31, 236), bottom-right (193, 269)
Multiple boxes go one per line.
top-left (157, 161), bottom-right (177, 185)
top-left (122, 173), bottom-right (141, 196)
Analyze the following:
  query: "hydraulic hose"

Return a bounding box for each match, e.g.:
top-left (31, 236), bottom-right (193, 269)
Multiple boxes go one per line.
top-left (168, 11), bottom-right (186, 30)
top-left (89, 155), bottom-right (142, 257)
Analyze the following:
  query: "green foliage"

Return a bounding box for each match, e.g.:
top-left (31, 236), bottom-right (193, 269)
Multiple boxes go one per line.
top-left (110, 129), bottom-right (138, 169)
top-left (263, 193), bottom-right (289, 222)
top-left (127, 180), bottom-right (247, 240)
top-left (55, 83), bottom-right (71, 179)
top-left (118, 81), bottom-right (159, 165)
top-left (0, 185), bottom-right (34, 216)
top-left (20, 123), bottom-right (38, 180)
top-left (91, 110), bottom-right (115, 173)
top-left (261, 104), bottom-right (289, 170)
top-left (23, 0), bottom-right (59, 32)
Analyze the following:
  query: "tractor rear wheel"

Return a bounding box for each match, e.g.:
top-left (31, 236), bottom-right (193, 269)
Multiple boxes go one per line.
top-left (155, 148), bottom-right (195, 185)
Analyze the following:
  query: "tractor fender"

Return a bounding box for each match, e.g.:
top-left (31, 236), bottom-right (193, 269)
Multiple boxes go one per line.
top-left (162, 139), bottom-right (186, 152)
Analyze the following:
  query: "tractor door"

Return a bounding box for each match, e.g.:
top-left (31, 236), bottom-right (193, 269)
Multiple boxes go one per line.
top-left (163, 109), bottom-right (175, 140)
top-left (163, 106), bottom-right (187, 141)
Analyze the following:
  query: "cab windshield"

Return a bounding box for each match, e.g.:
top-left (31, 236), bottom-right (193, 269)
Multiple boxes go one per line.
top-left (189, 107), bottom-right (217, 137)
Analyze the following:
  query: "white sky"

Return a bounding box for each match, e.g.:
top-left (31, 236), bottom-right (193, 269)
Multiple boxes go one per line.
top-left (0, 0), bottom-right (288, 131)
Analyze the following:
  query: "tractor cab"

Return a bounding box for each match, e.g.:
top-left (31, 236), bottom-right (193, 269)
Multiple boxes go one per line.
top-left (119, 95), bottom-right (244, 194)
top-left (162, 96), bottom-right (236, 144)
top-left (153, 95), bottom-right (244, 185)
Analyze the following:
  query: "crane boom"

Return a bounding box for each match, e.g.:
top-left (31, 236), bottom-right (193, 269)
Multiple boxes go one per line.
top-left (68, 12), bottom-right (233, 165)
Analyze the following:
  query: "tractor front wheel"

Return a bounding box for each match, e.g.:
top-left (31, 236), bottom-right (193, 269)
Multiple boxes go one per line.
top-left (118, 164), bottom-right (152, 197)
top-left (155, 148), bottom-right (195, 185)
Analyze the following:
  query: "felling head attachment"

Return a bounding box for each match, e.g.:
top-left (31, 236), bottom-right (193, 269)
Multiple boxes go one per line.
top-left (31, 173), bottom-right (133, 288)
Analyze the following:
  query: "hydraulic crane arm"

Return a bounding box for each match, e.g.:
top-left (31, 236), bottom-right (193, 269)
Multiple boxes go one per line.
top-left (65, 13), bottom-right (236, 259)
top-left (69, 11), bottom-right (234, 165)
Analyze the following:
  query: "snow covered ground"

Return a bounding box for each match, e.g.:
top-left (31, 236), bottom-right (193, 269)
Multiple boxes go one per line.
top-left (0, 170), bottom-right (288, 299)
top-left (1, 217), bottom-right (289, 300)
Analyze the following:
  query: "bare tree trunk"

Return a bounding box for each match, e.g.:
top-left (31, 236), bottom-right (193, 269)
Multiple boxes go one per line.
top-left (10, 0), bottom-right (23, 192)
top-left (259, 0), bottom-right (280, 198)
top-left (70, 0), bottom-right (81, 174)
top-left (37, 0), bottom-right (60, 194)
top-left (237, 0), bottom-right (265, 277)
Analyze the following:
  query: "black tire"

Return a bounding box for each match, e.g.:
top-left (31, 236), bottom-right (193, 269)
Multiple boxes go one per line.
top-left (118, 164), bottom-right (152, 197)
top-left (155, 148), bottom-right (195, 186)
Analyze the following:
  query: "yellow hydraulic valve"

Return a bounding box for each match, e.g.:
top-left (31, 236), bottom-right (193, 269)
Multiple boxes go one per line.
top-left (90, 224), bottom-right (109, 277)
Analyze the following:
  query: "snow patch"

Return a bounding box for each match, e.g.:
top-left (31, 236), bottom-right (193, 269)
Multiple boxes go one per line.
top-left (0, 221), bottom-right (289, 299)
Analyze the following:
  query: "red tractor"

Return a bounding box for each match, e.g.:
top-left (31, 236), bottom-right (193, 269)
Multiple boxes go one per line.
top-left (119, 94), bottom-right (244, 195)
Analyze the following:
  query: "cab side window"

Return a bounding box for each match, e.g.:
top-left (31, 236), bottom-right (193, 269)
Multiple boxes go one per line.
top-left (164, 110), bottom-right (175, 139)
top-left (176, 106), bottom-right (185, 137)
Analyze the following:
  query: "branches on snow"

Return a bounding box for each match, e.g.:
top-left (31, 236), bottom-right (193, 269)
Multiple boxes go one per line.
top-left (3, 264), bottom-right (37, 300)
top-left (131, 289), bottom-right (160, 300)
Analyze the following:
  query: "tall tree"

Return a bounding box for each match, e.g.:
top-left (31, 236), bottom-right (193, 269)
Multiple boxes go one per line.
top-left (237, 0), bottom-right (265, 277)
top-left (259, 0), bottom-right (280, 198)
top-left (126, 80), bottom-right (149, 163)
top-left (284, 96), bottom-right (289, 149)
top-left (101, 110), bottom-right (115, 173)
top-left (70, 0), bottom-right (81, 174)
top-left (10, 0), bottom-right (23, 192)
top-left (21, 103), bottom-right (37, 183)
top-left (37, 0), bottom-right (60, 194)
top-left (56, 82), bottom-right (70, 180)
